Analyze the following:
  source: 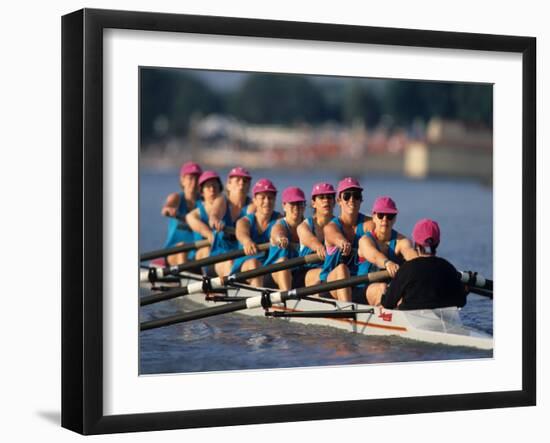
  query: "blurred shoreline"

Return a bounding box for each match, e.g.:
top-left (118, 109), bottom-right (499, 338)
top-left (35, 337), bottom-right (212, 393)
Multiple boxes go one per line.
top-left (141, 117), bottom-right (493, 185)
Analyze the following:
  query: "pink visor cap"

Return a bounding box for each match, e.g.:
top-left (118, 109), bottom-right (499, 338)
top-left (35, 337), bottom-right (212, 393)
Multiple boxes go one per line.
top-left (311, 182), bottom-right (336, 198)
top-left (372, 196), bottom-right (398, 214)
top-left (180, 161), bottom-right (202, 176)
top-left (228, 166), bottom-right (251, 179)
top-left (412, 219), bottom-right (441, 247)
top-left (252, 178), bottom-right (277, 195)
top-left (337, 177), bottom-right (363, 194)
top-left (198, 170), bottom-right (221, 186)
top-left (282, 187), bottom-right (306, 204)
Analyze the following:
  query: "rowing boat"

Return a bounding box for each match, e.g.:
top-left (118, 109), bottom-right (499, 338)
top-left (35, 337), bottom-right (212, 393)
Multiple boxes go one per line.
top-left (142, 270), bottom-right (493, 350)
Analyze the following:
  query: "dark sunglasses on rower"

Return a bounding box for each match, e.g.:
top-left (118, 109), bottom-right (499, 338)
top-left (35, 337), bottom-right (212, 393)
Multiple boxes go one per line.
top-left (341, 191), bottom-right (362, 201)
top-left (376, 212), bottom-right (396, 221)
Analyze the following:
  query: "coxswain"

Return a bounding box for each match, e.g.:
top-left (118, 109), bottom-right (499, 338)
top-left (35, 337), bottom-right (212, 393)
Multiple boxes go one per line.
top-left (161, 161), bottom-right (202, 265)
top-left (231, 179), bottom-right (282, 287)
top-left (267, 186), bottom-right (307, 290)
top-left (319, 177), bottom-right (374, 301)
top-left (373, 218), bottom-right (467, 309)
top-left (296, 182), bottom-right (336, 288)
top-left (356, 196), bottom-right (417, 304)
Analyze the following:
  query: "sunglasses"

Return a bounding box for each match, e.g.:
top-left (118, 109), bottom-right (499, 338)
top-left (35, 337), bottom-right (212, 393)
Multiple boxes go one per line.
top-left (341, 191), bottom-right (363, 202)
top-left (376, 213), bottom-right (396, 221)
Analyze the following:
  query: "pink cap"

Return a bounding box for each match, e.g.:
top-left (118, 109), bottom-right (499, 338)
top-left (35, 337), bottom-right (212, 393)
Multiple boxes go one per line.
top-left (198, 170), bottom-right (221, 186)
top-left (337, 177), bottom-right (363, 194)
top-left (412, 219), bottom-right (441, 247)
top-left (180, 161), bottom-right (202, 176)
top-left (282, 187), bottom-right (306, 204)
top-left (311, 182), bottom-right (336, 198)
top-left (252, 178), bottom-right (277, 195)
top-left (228, 166), bottom-right (251, 179)
top-left (372, 196), bottom-right (398, 214)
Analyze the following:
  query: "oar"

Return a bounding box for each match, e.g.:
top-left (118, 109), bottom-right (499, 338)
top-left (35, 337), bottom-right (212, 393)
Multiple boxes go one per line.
top-left (141, 242), bottom-right (272, 282)
top-left (140, 270), bottom-right (390, 331)
top-left (140, 239), bottom-right (210, 262)
top-left (459, 271), bottom-right (493, 291)
top-left (468, 287), bottom-right (493, 299)
top-left (140, 253), bottom-right (323, 306)
top-left (140, 226), bottom-right (237, 261)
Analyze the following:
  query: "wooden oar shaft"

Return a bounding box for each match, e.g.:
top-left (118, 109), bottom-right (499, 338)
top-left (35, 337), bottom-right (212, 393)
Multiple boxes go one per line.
top-left (140, 271), bottom-right (390, 331)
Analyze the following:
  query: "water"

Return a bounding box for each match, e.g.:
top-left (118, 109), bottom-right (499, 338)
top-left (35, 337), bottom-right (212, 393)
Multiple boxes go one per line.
top-left (139, 169), bottom-right (493, 374)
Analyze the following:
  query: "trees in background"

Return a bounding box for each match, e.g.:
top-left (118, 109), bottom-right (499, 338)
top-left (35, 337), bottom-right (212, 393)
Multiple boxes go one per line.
top-left (141, 69), bottom-right (493, 144)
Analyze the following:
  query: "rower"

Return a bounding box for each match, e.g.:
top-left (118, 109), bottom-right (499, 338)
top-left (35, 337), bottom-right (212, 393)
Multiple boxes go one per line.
top-left (372, 218), bottom-right (467, 309)
top-left (231, 178), bottom-right (282, 287)
top-left (296, 182), bottom-right (336, 288)
top-left (319, 177), bottom-right (374, 301)
top-left (356, 196), bottom-right (417, 304)
top-left (161, 161), bottom-right (202, 265)
top-left (185, 170), bottom-right (224, 262)
top-left (208, 167), bottom-right (256, 277)
top-left (267, 186), bottom-right (307, 290)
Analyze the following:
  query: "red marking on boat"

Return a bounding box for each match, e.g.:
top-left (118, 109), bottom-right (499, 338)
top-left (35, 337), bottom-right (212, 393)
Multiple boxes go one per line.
top-left (270, 306), bottom-right (407, 332)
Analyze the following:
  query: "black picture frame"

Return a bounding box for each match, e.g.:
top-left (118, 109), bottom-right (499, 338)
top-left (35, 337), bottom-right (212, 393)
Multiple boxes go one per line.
top-left (61, 8), bottom-right (536, 435)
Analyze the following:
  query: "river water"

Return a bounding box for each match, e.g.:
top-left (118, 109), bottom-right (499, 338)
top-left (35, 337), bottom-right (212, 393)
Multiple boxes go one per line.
top-left (139, 169), bottom-right (493, 374)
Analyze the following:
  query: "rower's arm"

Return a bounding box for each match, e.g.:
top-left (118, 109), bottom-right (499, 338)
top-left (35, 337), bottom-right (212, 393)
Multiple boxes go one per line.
top-left (270, 222), bottom-right (288, 247)
top-left (185, 208), bottom-right (213, 242)
top-left (396, 236), bottom-right (418, 261)
top-left (236, 217), bottom-right (252, 245)
top-left (323, 221), bottom-right (345, 248)
top-left (298, 220), bottom-right (326, 259)
top-left (297, 221), bottom-right (323, 251)
top-left (208, 194), bottom-right (227, 221)
top-left (161, 192), bottom-right (180, 217)
top-left (358, 235), bottom-right (390, 268)
top-left (246, 202), bottom-right (256, 214)
top-left (236, 217), bottom-right (257, 255)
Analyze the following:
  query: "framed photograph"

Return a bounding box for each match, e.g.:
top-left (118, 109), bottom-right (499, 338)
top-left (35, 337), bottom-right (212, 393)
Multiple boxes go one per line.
top-left (62, 8), bottom-right (536, 435)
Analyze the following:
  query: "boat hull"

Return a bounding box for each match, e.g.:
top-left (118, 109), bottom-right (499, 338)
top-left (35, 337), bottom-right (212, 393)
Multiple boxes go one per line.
top-left (144, 272), bottom-right (493, 350)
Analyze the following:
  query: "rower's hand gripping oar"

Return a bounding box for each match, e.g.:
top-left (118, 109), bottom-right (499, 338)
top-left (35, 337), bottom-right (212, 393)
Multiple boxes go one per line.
top-left (140, 226), bottom-right (236, 262)
top-left (140, 270), bottom-right (390, 331)
top-left (140, 253), bottom-right (323, 306)
top-left (140, 242), bottom-right (272, 283)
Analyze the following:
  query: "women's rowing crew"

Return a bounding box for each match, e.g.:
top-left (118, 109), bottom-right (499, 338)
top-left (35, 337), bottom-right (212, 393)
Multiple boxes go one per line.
top-left (159, 166), bottom-right (470, 310)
